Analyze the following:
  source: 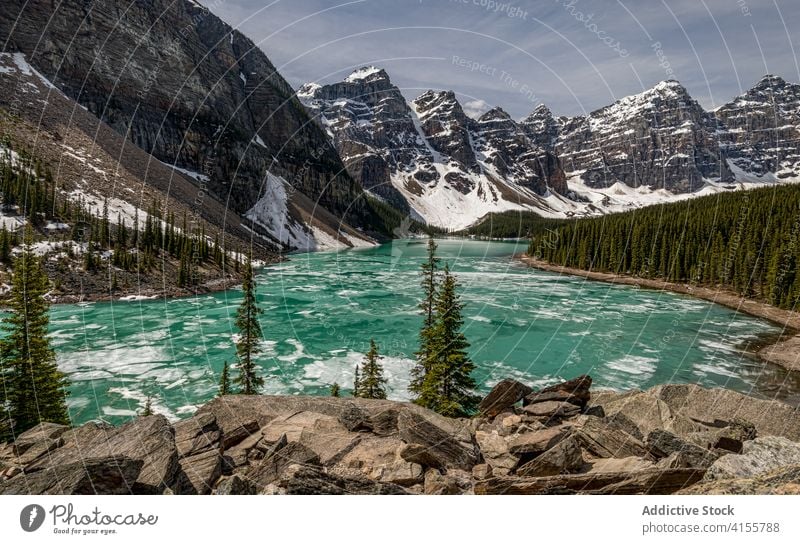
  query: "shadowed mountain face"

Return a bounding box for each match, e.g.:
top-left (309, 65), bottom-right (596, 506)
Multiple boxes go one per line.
top-left (0, 0), bottom-right (389, 248)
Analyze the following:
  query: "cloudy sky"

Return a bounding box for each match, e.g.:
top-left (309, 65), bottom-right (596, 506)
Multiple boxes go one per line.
top-left (207, 0), bottom-right (800, 119)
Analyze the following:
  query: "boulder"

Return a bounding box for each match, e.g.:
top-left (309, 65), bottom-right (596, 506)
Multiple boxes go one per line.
top-left (12, 422), bottom-right (70, 455)
top-left (367, 408), bottom-right (401, 436)
top-left (525, 375), bottom-right (592, 409)
top-left (24, 416), bottom-right (178, 494)
top-left (423, 468), bottom-right (473, 495)
top-left (173, 449), bottom-right (223, 495)
top-left (588, 457), bottom-right (655, 473)
top-left (0, 456), bottom-right (142, 495)
top-left (475, 430), bottom-right (519, 472)
top-left (472, 463), bottom-right (492, 480)
top-left (245, 442), bottom-right (320, 491)
top-left (479, 379), bottom-right (533, 418)
top-left (650, 384), bottom-right (800, 441)
top-left (516, 435), bottom-right (584, 477)
top-left (475, 468), bottom-right (703, 495)
top-left (331, 437), bottom-right (423, 486)
top-left (576, 417), bottom-right (649, 459)
top-left (705, 436), bottom-right (800, 481)
top-left (173, 412), bottom-right (221, 458)
top-left (213, 474), bottom-right (258, 495)
top-left (397, 410), bottom-right (478, 470)
top-left (646, 430), bottom-right (718, 469)
top-left (600, 391), bottom-right (699, 438)
top-left (278, 464), bottom-right (410, 495)
top-left (507, 426), bottom-right (571, 455)
top-left (678, 465), bottom-right (800, 495)
top-left (521, 401), bottom-right (580, 419)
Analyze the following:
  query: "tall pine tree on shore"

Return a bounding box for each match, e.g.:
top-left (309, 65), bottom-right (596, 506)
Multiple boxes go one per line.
top-left (409, 237), bottom-right (440, 397)
top-left (0, 228), bottom-right (70, 440)
top-left (233, 257), bottom-right (264, 395)
top-left (218, 361), bottom-right (231, 396)
top-left (355, 339), bottom-right (387, 399)
top-left (415, 264), bottom-right (479, 417)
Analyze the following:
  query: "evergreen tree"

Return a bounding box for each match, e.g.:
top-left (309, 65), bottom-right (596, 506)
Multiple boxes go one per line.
top-left (0, 229), bottom-right (70, 439)
top-left (140, 395), bottom-right (154, 417)
top-left (415, 264), bottom-right (479, 417)
top-left (218, 361), bottom-right (232, 396)
top-left (352, 365), bottom-right (360, 397)
top-left (330, 382), bottom-right (341, 397)
top-left (409, 237), bottom-right (440, 397)
top-left (233, 257), bottom-right (264, 395)
top-left (357, 339), bottom-right (387, 399)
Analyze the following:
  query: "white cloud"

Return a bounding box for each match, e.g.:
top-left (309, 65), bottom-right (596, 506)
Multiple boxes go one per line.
top-left (462, 99), bottom-right (491, 119)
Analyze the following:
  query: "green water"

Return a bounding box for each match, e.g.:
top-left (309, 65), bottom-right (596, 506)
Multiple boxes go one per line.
top-left (49, 239), bottom-right (796, 424)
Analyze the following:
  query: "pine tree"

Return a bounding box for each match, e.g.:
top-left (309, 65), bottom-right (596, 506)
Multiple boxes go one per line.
top-left (0, 229), bottom-right (70, 439)
top-left (357, 339), bottom-right (387, 399)
top-left (140, 395), bottom-right (154, 417)
top-left (330, 382), bottom-right (341, 397)
top-left (218, 361), bottom-right (232, 396)
top-left (409, 237), bottom-right (440, 397)
top-left (233, 257), bottom-right (264, 395)
top-left (415, 264), bottom-right (479, 417)
top-left (352, 365), bottom-right (360, 397)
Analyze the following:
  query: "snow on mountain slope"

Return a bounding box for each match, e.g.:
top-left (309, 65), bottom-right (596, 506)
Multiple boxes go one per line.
top-left (300, 68), bottom-right (800, 229)
top-left (299, 68), bottom-right (567, 229)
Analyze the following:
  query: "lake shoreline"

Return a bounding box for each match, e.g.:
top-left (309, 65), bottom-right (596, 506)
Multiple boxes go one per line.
top-left (514, 254), bottom-right (800, 373)
top-left (45, 276), bottom-right (244, 305)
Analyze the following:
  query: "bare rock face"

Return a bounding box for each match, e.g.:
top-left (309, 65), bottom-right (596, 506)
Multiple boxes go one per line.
top-left (716, 75), bottom-right (800, 179)
top-left (0, 0), bottom-right (386, 240)
top-left (553, 81), bottom-right (732, 192)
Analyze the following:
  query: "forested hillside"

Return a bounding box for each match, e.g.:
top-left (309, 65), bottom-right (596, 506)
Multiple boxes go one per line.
top-left (528, 185), bottom-right (800, 310)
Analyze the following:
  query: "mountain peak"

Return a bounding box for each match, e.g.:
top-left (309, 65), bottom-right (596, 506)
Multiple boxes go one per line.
top-left (754, 74), bottom-right (787, 88)
top-left (479, 107), bottom-right (511, 122)
top-left (344, 66), bottom-right (388, 83)
top-left (522, 104), bottom-right (553, 124)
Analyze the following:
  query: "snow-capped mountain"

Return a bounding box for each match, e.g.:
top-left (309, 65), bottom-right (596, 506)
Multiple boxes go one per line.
top-left (301, 69), bottom-right (800, 229)
top-left (298, 68), bottom-right (567, 229)
top-left (553, 80), bottom-right (732, 193)
top-left (715, 75), bottom-right (800, 180)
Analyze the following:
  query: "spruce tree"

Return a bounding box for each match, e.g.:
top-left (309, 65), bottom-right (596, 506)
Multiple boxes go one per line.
top-left (352, 365), bottom-right (360, 397)
top-left (357, 339), bottom-right (387, 399)
top-left (233, 257), bottom-right (264, 395)
top-left (416, 264), bottom-right (479, 417)
top-left (409, 237), bottom-right (440, 398)
top-left (0, 229), bottom-right (70, 439)
top-left (330, 382), bottom-right (341, 397)
top-left (140, 395), bottom-right (154, 417)
top-left (218, 361), bottom-right (232, 396)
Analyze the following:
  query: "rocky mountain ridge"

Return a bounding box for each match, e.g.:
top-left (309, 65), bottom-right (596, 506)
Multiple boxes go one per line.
top-left (0, 0), bottom-right (390, 251)
top-left (298, 69), bottom-right (567, 230)
top-left (301, 68), bottom-right (800, 228)
top-left (2, 376), bottom-right (799, 495)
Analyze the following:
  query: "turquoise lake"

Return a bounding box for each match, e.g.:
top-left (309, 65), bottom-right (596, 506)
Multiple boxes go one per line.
top-left (50, 239), bottom-right (799, 424)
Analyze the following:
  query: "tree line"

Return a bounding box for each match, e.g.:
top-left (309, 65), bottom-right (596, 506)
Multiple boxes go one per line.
top-left (1, 144), bottom-right (240, 285)
top-left (528, 184), bottom-right (800, 310)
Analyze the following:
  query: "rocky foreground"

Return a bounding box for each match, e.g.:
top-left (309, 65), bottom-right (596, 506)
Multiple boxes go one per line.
top-left (2, 377), bottom-right (800, 495)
